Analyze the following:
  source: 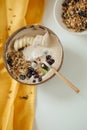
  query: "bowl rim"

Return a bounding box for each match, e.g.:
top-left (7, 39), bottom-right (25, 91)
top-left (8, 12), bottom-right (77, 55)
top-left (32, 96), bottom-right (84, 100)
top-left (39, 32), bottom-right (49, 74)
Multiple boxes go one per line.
top-left (3, 24), bottom-right (64, 86)
top-left (53, 0), bottom-right (87, 35)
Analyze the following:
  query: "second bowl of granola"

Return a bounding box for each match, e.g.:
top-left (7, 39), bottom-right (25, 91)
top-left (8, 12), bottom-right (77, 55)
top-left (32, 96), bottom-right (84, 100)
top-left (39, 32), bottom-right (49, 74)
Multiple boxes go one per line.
top-left (54, 0), bottom-right (87, 35)
top-left (3, 25), bottom-right (63, 85)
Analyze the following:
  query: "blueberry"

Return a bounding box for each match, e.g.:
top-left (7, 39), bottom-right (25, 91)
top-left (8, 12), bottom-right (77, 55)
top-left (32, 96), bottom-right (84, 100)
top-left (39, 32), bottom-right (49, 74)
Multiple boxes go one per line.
top-left (26, 73), bottom-right (32, 78)
top-left (28, 67), bottom-right (34, 73)
top-left (33, 80), bottom-right (36, 83)
top-left (78, 11), bottom-right (86, 17)
top-left (7, 57), bottom-right (13, 67)
top-left (51, 59), bottom-right (55, 64)
top-left (34, 74), bottom-right (39, 79)
top-left (32, 71), bottom-right (37, 75)
top-left (19, 75), bottom-right (26, 80)
top-left (46, 55), bottom-right (51, 60)
top-left (62, 2), bottom-right (67, 7)
top-left (41, 63), bottom-right (49, 71)
top-left (38, 76), bottom-right (42, 82)
top-left (47, 59), bottom-right (55, 65)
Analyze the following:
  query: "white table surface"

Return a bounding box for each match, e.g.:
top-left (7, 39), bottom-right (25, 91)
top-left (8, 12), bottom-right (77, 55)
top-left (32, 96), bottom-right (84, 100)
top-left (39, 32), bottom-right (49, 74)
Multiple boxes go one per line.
top-left (33, 0), bottom-right (87, 130)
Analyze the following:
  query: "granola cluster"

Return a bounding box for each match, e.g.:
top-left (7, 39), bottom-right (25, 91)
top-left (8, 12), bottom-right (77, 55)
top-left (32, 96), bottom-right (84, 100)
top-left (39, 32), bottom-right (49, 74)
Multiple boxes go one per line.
top-left (62, 0), bottom-right (87, 32)
top-left (6, 50), bottom-right (31, 80)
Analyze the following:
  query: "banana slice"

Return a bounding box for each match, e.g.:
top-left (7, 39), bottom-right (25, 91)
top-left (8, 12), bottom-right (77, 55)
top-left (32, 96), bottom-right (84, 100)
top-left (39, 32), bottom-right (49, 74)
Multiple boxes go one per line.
top-left (26, 37), bottom-right (34, 46)
top-left (18, 38), bottom-right (23, 49)
top-left (30, 37), bottom-right (34, 45)
top-left (14, 40), bottom-right (19, 51)
top-left (22, 37), bottom-right (27, 47)
top-left (14, 36), bottom-right (34, 51)
top-left (26, 37), bottom-right (30, 46)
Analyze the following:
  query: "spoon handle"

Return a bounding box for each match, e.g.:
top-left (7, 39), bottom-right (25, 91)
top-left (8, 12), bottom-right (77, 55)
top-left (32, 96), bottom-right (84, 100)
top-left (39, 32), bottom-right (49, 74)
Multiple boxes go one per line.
top-left (52, 68), bottom-right (80, 93)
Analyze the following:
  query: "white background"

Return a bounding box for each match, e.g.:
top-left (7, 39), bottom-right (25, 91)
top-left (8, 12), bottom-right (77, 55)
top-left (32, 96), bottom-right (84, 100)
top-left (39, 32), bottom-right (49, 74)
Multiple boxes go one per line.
top-left (33, 0), bottom-right (87, 130)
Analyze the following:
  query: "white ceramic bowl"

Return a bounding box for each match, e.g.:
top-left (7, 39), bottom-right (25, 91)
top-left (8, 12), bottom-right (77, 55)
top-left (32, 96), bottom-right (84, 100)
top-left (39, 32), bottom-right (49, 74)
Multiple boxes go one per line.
top-left (54, 0), bottom-right (87, 35)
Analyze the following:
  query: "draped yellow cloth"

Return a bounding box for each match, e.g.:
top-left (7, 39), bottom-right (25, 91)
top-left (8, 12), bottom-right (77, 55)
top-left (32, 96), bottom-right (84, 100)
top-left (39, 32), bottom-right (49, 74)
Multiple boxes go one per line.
top-left (0, 0), bottom-right (45, 130)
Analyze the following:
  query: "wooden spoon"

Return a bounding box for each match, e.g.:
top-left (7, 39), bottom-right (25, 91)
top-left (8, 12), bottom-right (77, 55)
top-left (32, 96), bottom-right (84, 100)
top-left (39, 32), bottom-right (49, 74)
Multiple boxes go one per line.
top-left (52, 67), bottom-right (80, 93)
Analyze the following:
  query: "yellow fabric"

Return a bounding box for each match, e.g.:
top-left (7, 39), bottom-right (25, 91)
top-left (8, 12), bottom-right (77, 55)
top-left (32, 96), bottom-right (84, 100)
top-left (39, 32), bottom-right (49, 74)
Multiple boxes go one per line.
top-left (0, 0), bottom-right (45, 130)
top-left (26, 0), bottom-right (45, 25)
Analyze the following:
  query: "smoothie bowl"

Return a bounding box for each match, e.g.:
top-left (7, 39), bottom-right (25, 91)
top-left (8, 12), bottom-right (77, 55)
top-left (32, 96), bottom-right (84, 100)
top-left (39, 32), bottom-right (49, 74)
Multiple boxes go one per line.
top-left (3, 25), bottom-right (63, 85)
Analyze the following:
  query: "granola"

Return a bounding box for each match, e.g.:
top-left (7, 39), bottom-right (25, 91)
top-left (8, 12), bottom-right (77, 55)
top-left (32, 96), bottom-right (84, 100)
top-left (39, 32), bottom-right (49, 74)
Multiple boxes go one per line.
top-left (6, 50), bottom-right (31, 80)
top-left (62, 0), bottom-right (87, 32)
